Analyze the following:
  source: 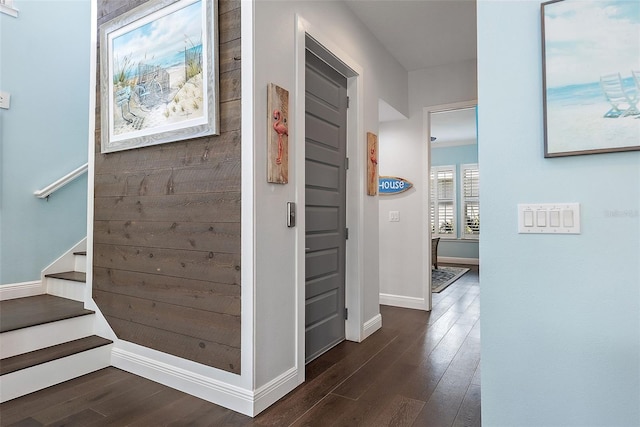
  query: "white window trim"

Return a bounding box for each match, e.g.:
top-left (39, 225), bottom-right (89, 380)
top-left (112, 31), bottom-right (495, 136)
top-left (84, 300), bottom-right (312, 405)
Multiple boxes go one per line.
top-left (431, 165), bottom-right (457, 239)
top-left (460, 163), bottom-right (479, 240)
top-left (0, 0), bottom-right (18, 17)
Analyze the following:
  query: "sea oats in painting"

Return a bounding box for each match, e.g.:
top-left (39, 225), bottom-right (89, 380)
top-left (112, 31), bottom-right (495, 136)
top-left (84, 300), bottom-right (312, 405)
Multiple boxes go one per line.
top-left (100, 0), bottom-right (219, 153)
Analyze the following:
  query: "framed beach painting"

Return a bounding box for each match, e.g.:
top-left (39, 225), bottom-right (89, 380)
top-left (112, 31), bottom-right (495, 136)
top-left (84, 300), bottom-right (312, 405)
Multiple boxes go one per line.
top-left (99, 0), bottom-right (219, 153)
top-left (541, 0), bottom-right (640, 157)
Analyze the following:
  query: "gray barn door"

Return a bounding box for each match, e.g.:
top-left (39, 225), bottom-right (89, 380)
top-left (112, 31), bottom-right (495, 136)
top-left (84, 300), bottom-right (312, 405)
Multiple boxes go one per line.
top-left (305, 49), bottom-right (348, 363)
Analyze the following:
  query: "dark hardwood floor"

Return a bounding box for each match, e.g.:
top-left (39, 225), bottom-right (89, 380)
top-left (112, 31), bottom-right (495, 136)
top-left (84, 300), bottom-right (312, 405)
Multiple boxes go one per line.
top-left (0, 265), bottom-right (480, 427)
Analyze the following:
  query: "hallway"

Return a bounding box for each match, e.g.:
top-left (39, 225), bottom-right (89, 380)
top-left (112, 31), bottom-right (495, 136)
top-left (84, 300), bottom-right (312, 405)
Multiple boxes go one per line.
top-left (0, 266), bottom-right (480, 426)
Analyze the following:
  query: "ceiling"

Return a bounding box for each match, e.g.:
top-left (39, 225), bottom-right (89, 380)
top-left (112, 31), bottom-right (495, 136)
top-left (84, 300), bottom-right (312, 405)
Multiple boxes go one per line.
top-left (344, 0), bottom-right (477, 72)
top-left (345, 0), bottom-right (477, 130)
top-left (430, 107), bottom-right (477, 145)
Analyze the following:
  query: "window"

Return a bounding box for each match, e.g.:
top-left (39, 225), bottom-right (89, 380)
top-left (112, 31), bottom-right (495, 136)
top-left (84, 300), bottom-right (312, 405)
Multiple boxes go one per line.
top-left (461, 164), bottom-right (480, 238)
top-left (430, 166), bottom-right (456, 238)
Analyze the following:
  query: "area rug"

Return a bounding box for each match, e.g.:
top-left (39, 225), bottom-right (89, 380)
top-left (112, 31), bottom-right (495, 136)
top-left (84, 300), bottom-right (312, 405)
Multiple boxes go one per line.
top-left (432, 266), bottom-right (470, 293)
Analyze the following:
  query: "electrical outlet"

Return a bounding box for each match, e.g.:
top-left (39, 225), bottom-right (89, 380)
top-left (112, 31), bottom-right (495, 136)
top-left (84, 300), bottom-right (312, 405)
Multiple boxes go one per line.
top-left (0, 91), bottom-right (10, 109)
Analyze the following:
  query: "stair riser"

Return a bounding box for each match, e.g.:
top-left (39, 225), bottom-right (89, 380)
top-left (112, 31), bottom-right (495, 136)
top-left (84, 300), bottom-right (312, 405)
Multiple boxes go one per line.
top-left (74, 254), bottom-right (87, 274)
top-left (0, 344), bottom-right (112, 403)
top-left (46, 277), bottom-right (85, 302)
top-left (1, 315), bottom-right (94, 359)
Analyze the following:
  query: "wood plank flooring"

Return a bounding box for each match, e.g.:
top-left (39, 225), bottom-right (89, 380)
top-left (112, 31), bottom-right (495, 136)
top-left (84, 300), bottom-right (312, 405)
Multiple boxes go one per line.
top-left (0, 265), bottom-right (480, 427)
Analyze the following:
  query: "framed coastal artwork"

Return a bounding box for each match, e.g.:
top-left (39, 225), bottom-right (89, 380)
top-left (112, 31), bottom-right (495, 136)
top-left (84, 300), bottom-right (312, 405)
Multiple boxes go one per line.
top-left (541, 0), bottom-right (640, 157)
top-left (99, 0), bottom-right (219, 153)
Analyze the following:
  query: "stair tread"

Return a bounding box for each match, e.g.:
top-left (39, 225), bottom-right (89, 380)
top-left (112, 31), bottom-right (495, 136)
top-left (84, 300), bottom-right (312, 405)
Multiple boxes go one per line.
top-left (0, 335), bottom-right (112, 375)
top-left (0, 295), bottom-right (94, 333)
top-left (45, 271), bottom-right (86, 282)
top-left (73, 251), bottom-right (87, 256)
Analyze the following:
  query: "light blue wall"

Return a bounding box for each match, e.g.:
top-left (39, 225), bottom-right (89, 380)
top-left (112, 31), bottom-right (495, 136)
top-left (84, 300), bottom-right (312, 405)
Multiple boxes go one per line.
top-left (0, 0), bottom-right (90, 284)
top-left (431, 143), bottom-right (479, 260)
top-left (478, 1), bottom-right (640, 425)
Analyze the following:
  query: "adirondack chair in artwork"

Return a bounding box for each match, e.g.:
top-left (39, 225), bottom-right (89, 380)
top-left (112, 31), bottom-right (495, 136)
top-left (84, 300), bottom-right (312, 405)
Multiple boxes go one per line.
top-left (115, 86), bottom-right (137, 124)
top-left (599, 72), bottom-right (639, 118)
top-left (633, 70), bottom-right (640, 91)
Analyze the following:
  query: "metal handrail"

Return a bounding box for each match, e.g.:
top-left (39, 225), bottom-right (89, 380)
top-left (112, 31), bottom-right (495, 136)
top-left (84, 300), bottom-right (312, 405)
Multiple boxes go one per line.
top-left (34, 163), bottom-right (88, 199)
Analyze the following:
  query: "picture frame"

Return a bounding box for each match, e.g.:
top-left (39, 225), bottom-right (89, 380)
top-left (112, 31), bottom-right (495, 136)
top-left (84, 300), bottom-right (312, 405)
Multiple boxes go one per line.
top-left (99, 0), bottom-right (219, 153)
top-left (541, 0), bottom-right (640, 157)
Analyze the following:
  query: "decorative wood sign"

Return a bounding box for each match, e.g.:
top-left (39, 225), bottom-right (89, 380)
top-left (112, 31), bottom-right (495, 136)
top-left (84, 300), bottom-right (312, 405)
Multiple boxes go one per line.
top-left (367, 132), bottom-right (378, 196)
top-left (267, 83), bottom-right (289, 184)
top-left (378, 176), bottom-right (414, 195)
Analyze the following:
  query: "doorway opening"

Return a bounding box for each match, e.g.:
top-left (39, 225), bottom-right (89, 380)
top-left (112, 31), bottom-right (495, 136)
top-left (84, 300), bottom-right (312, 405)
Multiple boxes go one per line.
top-left (424, 100), bottom-right (479, 311)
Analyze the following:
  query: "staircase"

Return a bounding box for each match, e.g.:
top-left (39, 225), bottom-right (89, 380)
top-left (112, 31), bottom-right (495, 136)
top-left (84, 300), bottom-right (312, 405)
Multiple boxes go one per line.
top-left (0, 250), bottom-right (113, 403)
top-left (45, 251), bottom-right (89, 302)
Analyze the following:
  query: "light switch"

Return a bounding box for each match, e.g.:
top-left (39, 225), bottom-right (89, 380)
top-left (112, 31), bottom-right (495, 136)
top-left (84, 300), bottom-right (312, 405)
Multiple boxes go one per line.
top-left (0, 91), bottom-right (10, 109)
top-left (563, 209), bottom-right (574, 227)
top-left (518, 203), bottom-right (580, 234)
top-left (389, 211), bottom-right (400, 222)
top-left (523, 210), bottom-right (534, 227)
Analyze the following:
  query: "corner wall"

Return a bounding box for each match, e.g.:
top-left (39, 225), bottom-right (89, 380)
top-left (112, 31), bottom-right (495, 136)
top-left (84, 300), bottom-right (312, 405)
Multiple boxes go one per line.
top-left (0, 1), bottom-right (90, 285)
top-left (478, 1), bottom-right (640, 425)
top-left (253, 0), bottom-right (408, 390)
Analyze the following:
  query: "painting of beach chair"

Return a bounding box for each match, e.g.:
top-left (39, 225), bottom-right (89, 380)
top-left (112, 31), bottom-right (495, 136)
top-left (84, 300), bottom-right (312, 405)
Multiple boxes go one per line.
top-left (599, 73), bottom-right (639, 118)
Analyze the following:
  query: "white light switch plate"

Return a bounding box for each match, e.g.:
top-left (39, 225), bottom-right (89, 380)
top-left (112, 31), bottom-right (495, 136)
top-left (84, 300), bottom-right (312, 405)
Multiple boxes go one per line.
top-left (0, 91), bottom-right (10, 109)
top-left (518, 203), bottom-right (580, 234)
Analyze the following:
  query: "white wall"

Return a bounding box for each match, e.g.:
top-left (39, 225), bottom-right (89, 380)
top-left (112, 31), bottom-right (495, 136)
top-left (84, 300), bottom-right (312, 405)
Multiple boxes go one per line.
top-left (378, 60), bottom-right (477, 303)
top-left (253, 0), bottom-right (408, 389)
top-left (478, 1), bottom-right (640, 425)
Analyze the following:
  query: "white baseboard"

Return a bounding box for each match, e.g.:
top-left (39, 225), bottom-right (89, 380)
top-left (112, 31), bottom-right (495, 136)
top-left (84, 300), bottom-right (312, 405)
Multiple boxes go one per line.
top-left (112, 347), bottom-right (301, 417)
top-left (362, 313), bottom-right (382, 340)
top-left (253, 367), bottom-right (300, 415)
top-left (379, 293), bottom-right (427, 310)
top-left (438, 256), bottom-right (479, 265)
top-left (112, 347), bottom-right (261, 416)
top-left (0, 281), bottom-right (44, 301)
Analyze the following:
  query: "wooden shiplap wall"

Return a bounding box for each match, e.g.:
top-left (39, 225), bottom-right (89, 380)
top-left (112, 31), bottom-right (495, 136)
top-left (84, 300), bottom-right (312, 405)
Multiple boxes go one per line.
top-left (93, 0), bottom-right (242, 374)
